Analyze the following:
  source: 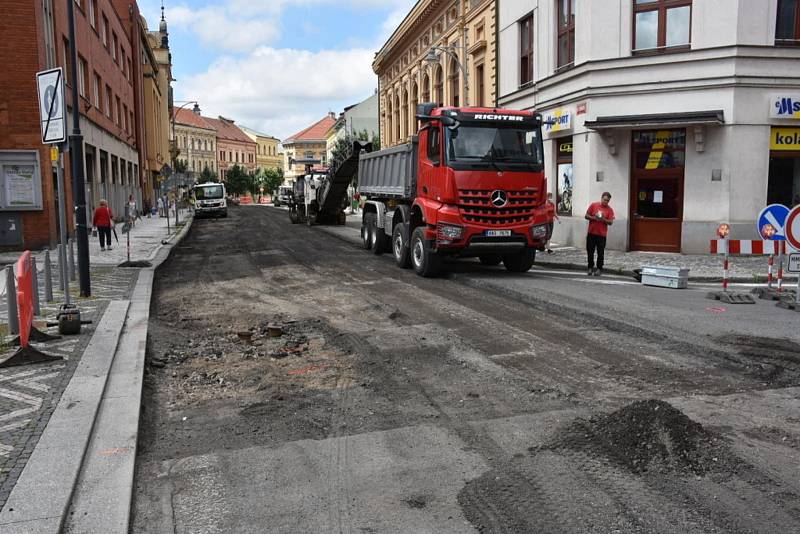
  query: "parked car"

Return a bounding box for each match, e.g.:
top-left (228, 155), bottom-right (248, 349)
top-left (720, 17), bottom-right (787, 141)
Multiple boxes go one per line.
top-left (274, 186), bottom-right (292, 207)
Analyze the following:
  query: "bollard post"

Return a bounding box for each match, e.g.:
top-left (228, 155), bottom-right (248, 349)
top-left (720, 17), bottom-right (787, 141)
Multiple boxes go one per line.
top-left (722, 236), bottom-right (729, 293)
top-left (57, 243), bottom-right (65, 293)
top-left (31, 257), bottom-right (40, 316)
top-left (6, 265), bottom-right (18, 336)
top-left (767, 254), bottom-right (774, 289)
top-left (44, 249), bottom-right (54, 302)
top-left (777, 241), bottom-right (785, 294)
top-left (68, 237), bottom-right (76, 282)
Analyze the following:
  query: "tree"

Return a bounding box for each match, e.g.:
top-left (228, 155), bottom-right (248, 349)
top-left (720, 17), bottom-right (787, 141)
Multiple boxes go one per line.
top-left (174, 159), bottom-right (188, 174)
top-left (225, 165), bottom-right (251, 196)
top-left (200, 165), bottom-right (218, 183)
top-left (260, 167), bottom-right (284, 195)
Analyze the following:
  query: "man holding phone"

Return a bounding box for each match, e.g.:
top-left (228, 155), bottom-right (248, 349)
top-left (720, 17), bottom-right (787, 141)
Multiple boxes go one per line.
top-left (584, 192), bottom-right (614, 276)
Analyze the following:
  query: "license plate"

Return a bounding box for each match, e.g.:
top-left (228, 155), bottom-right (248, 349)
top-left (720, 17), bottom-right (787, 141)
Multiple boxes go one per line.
top-left (485, 230), bottom-right (511, 237)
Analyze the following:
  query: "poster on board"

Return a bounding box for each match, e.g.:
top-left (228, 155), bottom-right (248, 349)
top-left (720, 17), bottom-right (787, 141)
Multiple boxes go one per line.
top-left (4, 165), bottom-right (37, 207)
top-left (557, 163), bottom-right (573, 216)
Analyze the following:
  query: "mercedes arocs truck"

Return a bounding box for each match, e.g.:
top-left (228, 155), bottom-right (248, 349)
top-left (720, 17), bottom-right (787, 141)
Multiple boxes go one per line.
top-left (358, 104), bottom-right (552, 276)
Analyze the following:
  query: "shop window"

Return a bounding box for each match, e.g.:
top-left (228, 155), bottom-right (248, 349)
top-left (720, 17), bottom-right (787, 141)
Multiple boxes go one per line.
top-left (556, 137), bottom-right (573, 216)
top-left (768, 127), bottom-right (800, 207)
top-left (557, 0), bottom-right (576, 70)
top-left (632, 130), bottom-right (686, 169)
top-left (519, 13), bottom-right (533, 85)
top-left (633, 0), bottom-right (691, 53)
top-left (776, 0), bottom-right (800, 45)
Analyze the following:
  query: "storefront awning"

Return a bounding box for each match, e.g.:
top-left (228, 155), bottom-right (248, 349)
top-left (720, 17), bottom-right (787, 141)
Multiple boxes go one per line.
top-left (584, 110), bottom-right (725, 130)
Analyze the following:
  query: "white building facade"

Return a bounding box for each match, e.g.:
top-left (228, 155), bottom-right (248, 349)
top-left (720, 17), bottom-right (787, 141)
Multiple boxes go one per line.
top-left (498, 0), bottom-right (800, 253)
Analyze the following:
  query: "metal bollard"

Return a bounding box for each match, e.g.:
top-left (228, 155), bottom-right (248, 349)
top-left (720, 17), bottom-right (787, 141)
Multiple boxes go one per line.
top-left (6, 265), bottom-right (18, 336)
top-left (44, 249), bottom-right (54, 302)
top-left (68, 238), bottom-right (76, 282)
top-left (58, 243), bottom-right (67, 293)
top-left (31, 257), bottom-right (40, 316)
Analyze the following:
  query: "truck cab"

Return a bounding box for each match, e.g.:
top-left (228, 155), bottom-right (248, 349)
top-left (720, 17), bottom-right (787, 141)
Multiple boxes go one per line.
top-left (193, 182), bottom-right (227, 218)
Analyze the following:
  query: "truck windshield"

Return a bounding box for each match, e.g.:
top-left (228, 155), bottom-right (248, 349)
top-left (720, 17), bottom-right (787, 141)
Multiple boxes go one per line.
top-left (195, 185), bottom-right (223, 200)
top-left (446, 126), bottom-right (544, 171)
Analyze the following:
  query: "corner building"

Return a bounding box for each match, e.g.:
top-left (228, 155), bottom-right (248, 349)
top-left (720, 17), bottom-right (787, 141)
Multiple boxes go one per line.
top-left (374, 0), bottom-right (497, 148)
top-left (498, 0), bottom-right (800, 253)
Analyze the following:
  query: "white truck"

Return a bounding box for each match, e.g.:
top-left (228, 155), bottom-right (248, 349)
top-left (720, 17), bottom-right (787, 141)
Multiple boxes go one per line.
top-left (193, 182), bottom-right (228, 218)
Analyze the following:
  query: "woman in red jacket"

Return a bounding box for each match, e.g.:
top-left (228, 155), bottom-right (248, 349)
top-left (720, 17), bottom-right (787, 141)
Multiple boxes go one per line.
top-left (92, 199), bottom-right (114, 251)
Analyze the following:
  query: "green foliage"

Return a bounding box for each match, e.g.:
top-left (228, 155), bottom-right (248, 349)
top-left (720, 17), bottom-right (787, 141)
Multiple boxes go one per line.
top-left (258, 167), bottom-right (284, 195)
top-left (199, 165), bottom-right (218, 183)
top-left (225, 164), bottom-right (252, 196)
top-left (174, 159), bottom-right (188, 174)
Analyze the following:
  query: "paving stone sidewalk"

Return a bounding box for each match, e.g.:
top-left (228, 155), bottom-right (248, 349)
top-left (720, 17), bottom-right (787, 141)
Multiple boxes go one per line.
top-left (0, 263), bottom-right (138, 510)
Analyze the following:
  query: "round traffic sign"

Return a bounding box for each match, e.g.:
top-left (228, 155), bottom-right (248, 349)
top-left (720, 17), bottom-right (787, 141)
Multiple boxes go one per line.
top-left (786, 205), bottom-right (800, 251)
top-left (757, 204), bottom-right (790, 240)
top-left (717, 223), bottom-right (730, 238)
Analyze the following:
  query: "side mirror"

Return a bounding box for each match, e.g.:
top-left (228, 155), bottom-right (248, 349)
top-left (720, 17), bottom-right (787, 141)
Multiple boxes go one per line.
top-left (416, 114), bottom-right (459, 128)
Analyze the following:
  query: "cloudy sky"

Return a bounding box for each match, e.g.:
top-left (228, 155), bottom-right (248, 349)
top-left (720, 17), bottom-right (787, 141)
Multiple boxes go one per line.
top-left (138, 0), bottom-right (415, 140)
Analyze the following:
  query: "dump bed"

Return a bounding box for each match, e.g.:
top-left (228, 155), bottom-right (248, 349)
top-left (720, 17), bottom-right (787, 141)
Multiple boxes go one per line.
top-left (357, 137), bottom-right (418, 200)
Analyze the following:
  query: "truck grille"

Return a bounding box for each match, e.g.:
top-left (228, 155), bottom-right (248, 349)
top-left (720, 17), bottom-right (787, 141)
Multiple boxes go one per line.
top-left (458, 189), bottom-right (539, 226)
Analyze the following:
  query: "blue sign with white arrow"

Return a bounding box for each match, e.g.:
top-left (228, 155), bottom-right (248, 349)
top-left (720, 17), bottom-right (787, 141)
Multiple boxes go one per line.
top-left (757, 204), bottom-right (790, 240)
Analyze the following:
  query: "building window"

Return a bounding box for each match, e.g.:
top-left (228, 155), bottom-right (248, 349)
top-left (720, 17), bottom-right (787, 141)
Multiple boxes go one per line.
top-left (112, 32), bottom-right (118, 62)
top-left (449, 57), bottom-right (460, 107)
top-left (62, 39), bottom-right (72, 86)
top-left (434, 64), bottom-right (443, 105)
top-left (123, 104), bottom-right (128, 132)
top-left (220, 151), bottom-right (224, 161)
top-left (422, 73), bottom-right (431, 102)
top-left (77, 56), bottom-right (87, 97)
top-left (776, 0), bottom-right (800, 45)
top-left (115, 96), bottom-right (121, 126)
top-left (89, 0), bottom-right (96, 28)
top-left (519, 13), bottom-right (533, 85)
top-left (476, 64), bottom-right (485, 107)
top-left (105, 85), bottom-right (112, 117)
top-left (633, 0), bottom-right (692, 52)
top-left (93, 72), bottom-right (101, 107)
top-left (101, 15), bottom-right (108, 47)
top-left (557, 0), bottom-right (576, 69)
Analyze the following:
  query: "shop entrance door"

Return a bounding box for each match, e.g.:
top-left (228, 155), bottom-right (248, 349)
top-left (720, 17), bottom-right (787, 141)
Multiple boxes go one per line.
top-left (630, 129), bottom-right (686, 252)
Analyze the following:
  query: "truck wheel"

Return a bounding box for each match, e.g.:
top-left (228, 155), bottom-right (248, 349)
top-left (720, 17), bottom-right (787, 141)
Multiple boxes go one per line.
top-left (479, 255), bottom-right (502, 266)
top-left (392, 223), bottom-right (411, 268)
top-left (411, 227), bottom-right (441, 277)
top-left (370, 218), bottom-right (388, 255)
top-left (502, 249), bottom-right (536, 273)
top-left (361, 213), bottom-right (374, 249)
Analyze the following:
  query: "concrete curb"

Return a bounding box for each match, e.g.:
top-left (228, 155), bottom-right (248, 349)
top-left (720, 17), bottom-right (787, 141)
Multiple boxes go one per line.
top-left (0, 216), bottom-right (193, 534)
top-left (0, 300), bottom-right (130, 533)
top-left (62, 215), bottom-right (193, 534)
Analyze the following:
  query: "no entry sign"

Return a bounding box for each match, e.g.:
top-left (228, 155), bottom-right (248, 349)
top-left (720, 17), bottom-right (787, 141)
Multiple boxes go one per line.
top-left (786, 205), bottom-right (800, 251)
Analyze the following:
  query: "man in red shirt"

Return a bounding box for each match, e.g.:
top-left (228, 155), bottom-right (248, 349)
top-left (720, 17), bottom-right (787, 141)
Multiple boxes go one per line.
top-left (584, 192), bottom-right (614, 276)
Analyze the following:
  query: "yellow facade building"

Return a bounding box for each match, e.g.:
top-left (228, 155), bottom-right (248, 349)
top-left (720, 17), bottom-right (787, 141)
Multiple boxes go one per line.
top-left (240, 126), bottom-right (283, 172)
top-left (373, 0), bottom-right (496, 148)
top-left (144, 17), bottom-right (173, 202)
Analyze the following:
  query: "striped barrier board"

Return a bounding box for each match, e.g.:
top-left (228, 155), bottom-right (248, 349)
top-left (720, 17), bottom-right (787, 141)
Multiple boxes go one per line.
top-left (709, 240), bottom-right (783, 255)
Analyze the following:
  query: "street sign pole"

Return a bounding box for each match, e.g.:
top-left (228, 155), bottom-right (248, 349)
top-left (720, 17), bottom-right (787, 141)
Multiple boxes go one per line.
top-left (67, 0), bottom-right (91, 297)
top-left (56, 147), bottom-right (70, 307)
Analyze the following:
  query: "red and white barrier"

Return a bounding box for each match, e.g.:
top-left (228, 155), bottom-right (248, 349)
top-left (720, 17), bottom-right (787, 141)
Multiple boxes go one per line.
top-left (709, 239), bottom-right (782, 255)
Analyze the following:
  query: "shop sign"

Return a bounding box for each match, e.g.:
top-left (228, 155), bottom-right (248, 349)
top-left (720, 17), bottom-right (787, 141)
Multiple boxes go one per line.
top-left (544, 108), bottom-right (572, 135)
top-left (557, 141), bottom-right (573, 158)
top-left (770, 127), bottom-right (800, 151)
top-left (770, 95), bottom-right (800, 119)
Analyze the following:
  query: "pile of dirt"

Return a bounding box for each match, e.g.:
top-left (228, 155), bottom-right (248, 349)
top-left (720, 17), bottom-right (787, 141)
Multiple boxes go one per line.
top-left (538, 400), bottom-right (739, 475)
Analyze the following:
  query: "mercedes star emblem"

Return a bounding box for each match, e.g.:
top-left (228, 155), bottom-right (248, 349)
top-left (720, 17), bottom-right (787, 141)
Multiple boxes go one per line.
top-left (491, 190), bottom-right (508, 208)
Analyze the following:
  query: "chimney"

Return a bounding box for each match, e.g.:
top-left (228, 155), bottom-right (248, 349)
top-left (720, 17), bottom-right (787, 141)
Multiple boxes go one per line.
top-left (328, 111), bottom-right (336, 119)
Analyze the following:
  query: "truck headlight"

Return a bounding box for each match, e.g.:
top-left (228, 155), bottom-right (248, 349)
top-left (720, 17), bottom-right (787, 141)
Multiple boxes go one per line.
top-left (531, 224), bottom-right (548, 239)
top-left (437, 223), bottom-right (463, 241)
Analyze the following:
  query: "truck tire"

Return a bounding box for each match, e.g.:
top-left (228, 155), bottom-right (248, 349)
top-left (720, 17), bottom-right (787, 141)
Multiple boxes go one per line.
top-left (411, 227), bottom-right (441, 277)
top-left (392, 223), bottom-right (411, 268)
top-left (370, 218), bottom-right (388, 255)
top-left (362, 213), bottom-right (375, 249)
top-left (479, 255), bottom-right (502, 266)
top-left (502, 249), bottom-right (536, 273)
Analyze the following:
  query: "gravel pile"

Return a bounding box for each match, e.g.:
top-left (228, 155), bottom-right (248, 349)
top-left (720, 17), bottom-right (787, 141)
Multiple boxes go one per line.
top-left (541, 399), bottom-right (740, 475)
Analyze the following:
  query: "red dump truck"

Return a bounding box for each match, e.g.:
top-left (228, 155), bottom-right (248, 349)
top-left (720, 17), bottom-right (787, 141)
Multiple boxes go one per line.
top-left (358, 104), bottom-right (553, 277)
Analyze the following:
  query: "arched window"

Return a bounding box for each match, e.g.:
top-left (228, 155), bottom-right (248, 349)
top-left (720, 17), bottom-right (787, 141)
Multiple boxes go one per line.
top-left (410, 81), bottom-right (419, 134)
top-left (449, 56), bottom-right (460, 107)
top-left (422, 73), bottom-right (431, 102)
top-left (434, 64), bottom-right (444, 106)
top-left (394, 95), bottom-right (401, 142)
top-left (400, 88), bottom-right (408, 140)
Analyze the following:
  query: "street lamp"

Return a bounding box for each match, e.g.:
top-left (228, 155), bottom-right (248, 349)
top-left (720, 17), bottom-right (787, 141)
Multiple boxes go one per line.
top-left (170, 100), bottom-right (199, 226)
top-left (423, 45), bottom-right (469, 106)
